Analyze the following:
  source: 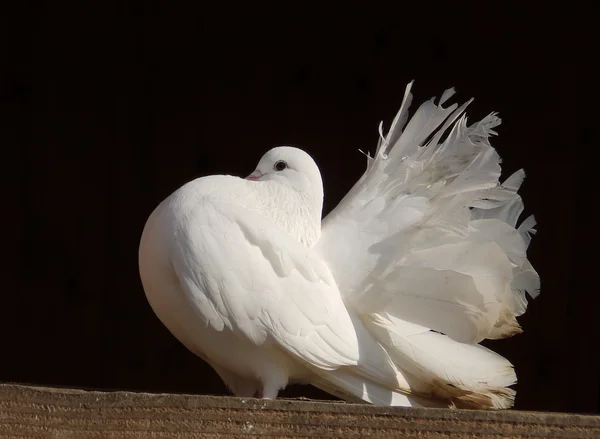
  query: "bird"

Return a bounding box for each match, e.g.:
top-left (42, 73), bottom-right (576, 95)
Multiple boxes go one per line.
top-left (138, 81), bottom-right (540, 410)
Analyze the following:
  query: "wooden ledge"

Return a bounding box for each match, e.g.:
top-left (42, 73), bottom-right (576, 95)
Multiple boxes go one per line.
top-left (0, 384), bottom-right (598, 438)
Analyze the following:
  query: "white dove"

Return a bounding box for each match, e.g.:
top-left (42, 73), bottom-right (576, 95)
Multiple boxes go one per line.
top-left (138, 81), bottom-right (539, 409)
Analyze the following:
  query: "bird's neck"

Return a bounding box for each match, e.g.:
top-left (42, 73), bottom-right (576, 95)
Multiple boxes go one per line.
top-left (247, 180), bottom-right (323, 247)
top-left (179, 175), bottom-right (323, 247)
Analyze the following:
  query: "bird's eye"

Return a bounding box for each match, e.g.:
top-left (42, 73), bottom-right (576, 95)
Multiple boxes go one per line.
top-left (274, 160), bottom-right (287, 171)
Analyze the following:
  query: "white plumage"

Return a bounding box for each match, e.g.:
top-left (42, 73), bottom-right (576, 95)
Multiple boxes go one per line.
top-left (138, 81), bottom-right (539, 409)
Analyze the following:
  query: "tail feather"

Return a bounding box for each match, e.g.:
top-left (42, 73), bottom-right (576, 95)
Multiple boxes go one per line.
top-left (319, 81), bottom-right (539, 345)
top-left (308, 311), bottom-right (516, 410)
top-left (309, 368), bottom-right (425, 407)
top-left (364, 313), bottom-right (516, 409)
top-left (316, 82), bottom-right (539, 408)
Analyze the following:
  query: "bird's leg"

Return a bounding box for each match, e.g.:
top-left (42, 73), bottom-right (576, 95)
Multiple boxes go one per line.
top-left (258, 362), bottom-right (288, 400)
top-left (259, 383), bottom-right (280, 400)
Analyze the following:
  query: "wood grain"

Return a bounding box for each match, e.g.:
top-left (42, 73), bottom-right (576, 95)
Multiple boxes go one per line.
top-left (0, 384), bottom-right (598, 438)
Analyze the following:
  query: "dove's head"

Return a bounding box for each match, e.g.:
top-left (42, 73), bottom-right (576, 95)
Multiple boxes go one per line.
top-left (246, 146), bottom-right (324, 198)
top-left (245, 146), bottom-right (324, 245)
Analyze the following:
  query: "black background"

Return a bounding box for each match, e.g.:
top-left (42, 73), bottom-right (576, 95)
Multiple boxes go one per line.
top-left (2, 3), bottom-right (595, 414)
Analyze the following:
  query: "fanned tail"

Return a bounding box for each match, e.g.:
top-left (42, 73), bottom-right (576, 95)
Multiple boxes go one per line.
top-left (317, 82), bottom-right (540, 409)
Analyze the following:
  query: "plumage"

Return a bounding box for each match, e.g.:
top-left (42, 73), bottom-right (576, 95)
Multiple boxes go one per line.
top-left (139, 82), bottom-right (539, 409)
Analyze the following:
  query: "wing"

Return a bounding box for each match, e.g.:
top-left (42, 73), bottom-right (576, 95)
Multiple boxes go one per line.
top-left (316, 81), bottom-right (540, 345)
top-left (168, 197), bottom-right (361, 370)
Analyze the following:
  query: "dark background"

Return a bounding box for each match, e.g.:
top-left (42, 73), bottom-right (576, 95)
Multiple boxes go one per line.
top-left (2, 4), bottom-right (595, 414)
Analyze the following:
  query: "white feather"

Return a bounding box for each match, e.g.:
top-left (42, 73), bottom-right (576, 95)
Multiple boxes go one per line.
top-left (140, 166), bottom-right (418, 400)
top-left (364, 313), bottom-right (517, 408)
top-left (316, 82), bottom-right (539, 407)
top-left (139, 84), bottom-right (539, 410)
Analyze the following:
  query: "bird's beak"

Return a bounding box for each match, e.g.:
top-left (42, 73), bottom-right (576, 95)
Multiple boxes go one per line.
top-left (245, 171), bottom-right (263, 181)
